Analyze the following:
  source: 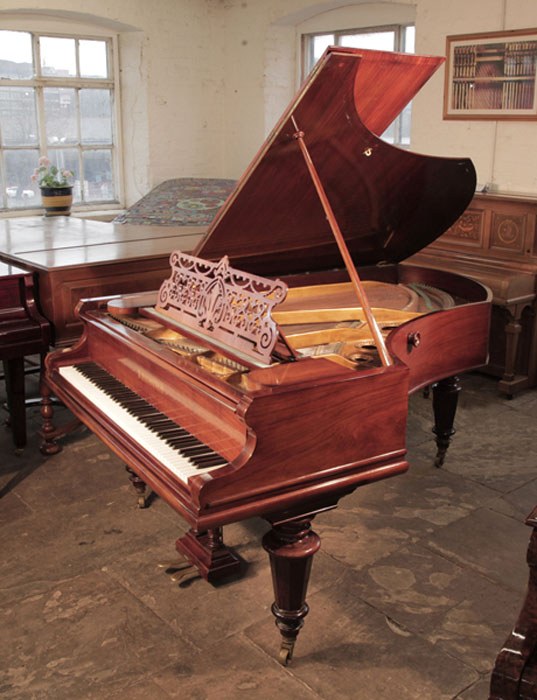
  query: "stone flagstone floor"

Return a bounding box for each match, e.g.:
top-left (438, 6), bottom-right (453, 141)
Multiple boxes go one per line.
top-left (1, 367), bottom-right (536, 699)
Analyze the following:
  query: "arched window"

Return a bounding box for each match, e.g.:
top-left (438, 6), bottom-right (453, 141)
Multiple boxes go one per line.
top-left (0, 28), bottom-right (119, 211)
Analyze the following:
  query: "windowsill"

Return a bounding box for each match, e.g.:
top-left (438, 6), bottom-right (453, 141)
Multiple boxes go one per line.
top-left (72, 210), bottom-right (126, 222)
top-left (0, 203), bottom-right (125, 222)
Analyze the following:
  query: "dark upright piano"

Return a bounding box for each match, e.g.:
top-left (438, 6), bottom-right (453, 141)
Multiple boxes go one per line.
top-left (40, 47), bottom-right (491, 664)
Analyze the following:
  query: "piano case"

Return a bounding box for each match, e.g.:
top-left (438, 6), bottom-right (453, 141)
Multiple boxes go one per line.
top-left (41, 47), bottom-right (491, 665)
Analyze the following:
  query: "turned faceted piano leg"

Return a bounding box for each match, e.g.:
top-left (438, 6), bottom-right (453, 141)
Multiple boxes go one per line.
top-left (262, 516), bottom-right (321, 665)
top-left (39, 376), bottom-right (61, 455)
top-left (39, 373), bottom-right (81, 454)
top-left (432, 375), bottom-right (461, 468)
top-left (125, 466), bottom-right (147, 508)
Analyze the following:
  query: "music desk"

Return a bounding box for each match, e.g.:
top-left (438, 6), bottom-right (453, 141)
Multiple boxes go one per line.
top-left (0, 217), bottom-right (206, 347)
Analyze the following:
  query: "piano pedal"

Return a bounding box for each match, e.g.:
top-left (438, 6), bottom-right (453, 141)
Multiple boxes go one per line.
top-left (157, 556), bottom-right (191, 571)
top-left (169, 565), bottom-right (200, 584)
top-left (157, 556), bottom-right (201, 584)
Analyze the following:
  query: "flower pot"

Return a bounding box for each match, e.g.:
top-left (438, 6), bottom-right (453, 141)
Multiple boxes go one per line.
top-left (40, 186), bottom-right (73, 217)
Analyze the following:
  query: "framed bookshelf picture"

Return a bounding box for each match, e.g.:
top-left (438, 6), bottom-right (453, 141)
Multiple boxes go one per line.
top-left (444, 29), bottom-right (537, 119)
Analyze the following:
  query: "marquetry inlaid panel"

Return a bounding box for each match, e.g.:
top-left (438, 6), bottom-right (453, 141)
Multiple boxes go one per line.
top-left (407, 193), bottom-right (537, 395)
top-left (490, 213), bottom-right (526, 253)
top-left (443, 209), bottom-right (484, 246)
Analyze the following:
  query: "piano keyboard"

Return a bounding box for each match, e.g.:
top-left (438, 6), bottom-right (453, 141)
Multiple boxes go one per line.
top-left (58, 362), bottom-right (227, 484)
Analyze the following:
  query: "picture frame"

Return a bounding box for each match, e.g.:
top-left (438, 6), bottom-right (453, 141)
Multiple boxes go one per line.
top-left (443, 28), bottom-right (537, 120)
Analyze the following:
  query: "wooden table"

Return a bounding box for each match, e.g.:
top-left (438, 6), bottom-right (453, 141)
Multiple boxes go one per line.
top-left (0, 217), bottom-right (206, 346)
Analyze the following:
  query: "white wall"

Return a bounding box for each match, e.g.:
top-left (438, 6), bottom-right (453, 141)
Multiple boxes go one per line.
top-left (223, 0), bottom-right (537, 195)
top-left (1, 0), bottom-right (536, 205)
top-left (412, 0), bottom-right (537, 193)
top-left (0, 2), bottom-right (228, 205)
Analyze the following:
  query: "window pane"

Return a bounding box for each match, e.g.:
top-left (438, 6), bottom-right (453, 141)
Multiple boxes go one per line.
top-left (40, 36), bottom-right (76, 77)
top-left (44, 88), bottom-right (78, 145)
top-left (0, 87), bottom-right (38, 146)
top-left (381, 122), bottom-right (396, 145)
top-left (5, 149), bottom-right (40, 208)
top-left (339, 31), bottom-right (395, 51)
top-left (82, 149), bottom-right (114, 201)
top-left (312, 34), bottom-right (334, 66)
top-left (0, 30), bottom-right (33, 79)
top-left (79, 40), bottom-right (108, 78)
top-left (405, 26), bottom-right (415, 53)
top-left (80, 89), bottom-right (112, 144)
top-left (399, 103), bottom-right (412, 146)
top-left (49, 147), bottom-right (80, 202)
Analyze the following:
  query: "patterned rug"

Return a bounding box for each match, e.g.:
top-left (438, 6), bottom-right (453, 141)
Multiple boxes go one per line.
top-left (113, 178), bottom-right (237, 226)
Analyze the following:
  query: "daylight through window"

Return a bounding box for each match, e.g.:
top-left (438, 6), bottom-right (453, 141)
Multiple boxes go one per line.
top-left (302, 25), bottom-right (415, 147)
top-left (0, 30), bottom-right (118, 211)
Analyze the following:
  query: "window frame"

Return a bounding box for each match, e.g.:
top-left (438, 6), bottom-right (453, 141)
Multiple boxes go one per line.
top-left (0, 28), bottom-right (123, 215)
top-left (301, 23), bottom-right (415, 147)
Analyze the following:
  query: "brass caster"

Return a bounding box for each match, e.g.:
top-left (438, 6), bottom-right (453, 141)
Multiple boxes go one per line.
top-left (278, 640), bottom-right (295, 666)
top-left (137, 495), bottom-right (146, 509)
top-left (434, 450), bottom-right (446, 468)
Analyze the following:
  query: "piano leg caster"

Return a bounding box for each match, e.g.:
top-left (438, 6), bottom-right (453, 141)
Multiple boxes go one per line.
top-left (434, 449), bottom-right (447, 469)
top-left (432, 375), bottom-right (461, 468)
top-left (279, 637), bottom-right (296, 666)
top-left (125, 466), bottom-right (147, 508)
top-left (263, 516), bottom-right (321, 665)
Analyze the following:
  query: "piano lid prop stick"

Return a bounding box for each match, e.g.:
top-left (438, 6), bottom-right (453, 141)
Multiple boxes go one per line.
top-left (291, 116), bottom-right (393, 368)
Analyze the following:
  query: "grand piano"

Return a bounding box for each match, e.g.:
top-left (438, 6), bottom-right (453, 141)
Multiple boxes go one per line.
top-left (40, 47), bottom-right (491, 664)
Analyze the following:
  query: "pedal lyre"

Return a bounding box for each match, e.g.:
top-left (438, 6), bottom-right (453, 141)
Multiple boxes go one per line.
top-left (157, 556), bottom-right (200, 585)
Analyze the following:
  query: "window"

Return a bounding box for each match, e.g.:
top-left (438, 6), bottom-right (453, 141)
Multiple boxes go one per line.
top-left (0, 29), bottom-right (118, 211)
top-left (302, 25), bottom-right (415, 146)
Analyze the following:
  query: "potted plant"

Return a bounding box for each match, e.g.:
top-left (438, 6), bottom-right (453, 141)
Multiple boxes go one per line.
top-left (32, 157), bottom-right (74, 217)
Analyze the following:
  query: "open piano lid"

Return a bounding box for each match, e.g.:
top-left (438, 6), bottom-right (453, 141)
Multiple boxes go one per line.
top-left (196, 47), bottom-right (476, 276)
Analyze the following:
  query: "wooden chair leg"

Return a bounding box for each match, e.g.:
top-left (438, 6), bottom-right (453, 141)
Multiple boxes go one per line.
top-left (3, 357), bottom-right (26, 448)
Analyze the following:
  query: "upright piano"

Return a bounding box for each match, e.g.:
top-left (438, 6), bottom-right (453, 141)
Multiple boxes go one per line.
top-left (0, 262), bottom-right (50, 447)
top-left (41, 47), bottom-right (491, 664)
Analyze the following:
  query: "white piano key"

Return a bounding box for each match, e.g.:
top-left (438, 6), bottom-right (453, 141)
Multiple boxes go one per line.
top-left (59, 365), bottom-right (224, 484)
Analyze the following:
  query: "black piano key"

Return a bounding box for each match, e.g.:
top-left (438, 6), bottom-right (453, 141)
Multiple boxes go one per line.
top-left (73, 362), bottom-right (227, 472)
top-left (181, 445), bottom-right (215, 457)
